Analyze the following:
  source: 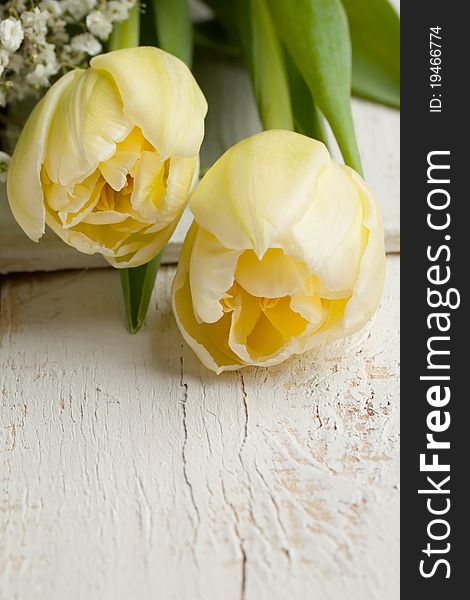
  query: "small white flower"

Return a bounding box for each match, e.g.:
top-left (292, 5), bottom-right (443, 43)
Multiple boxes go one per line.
top-left (0, 17), bottom-right (24, 53)
top-left (0, 48), bottom-right (10, 68)
top-left (7, 52), bottom-right (23, 74)
top-left (62, 0), bottom-right (97, 21)
top-left (86, 11), bottom-right (113, 40)
top-left (0, 0), bottom-right (138, 108)
top-left (21, 8), bottom-right (49, 37)
top-left (0, 151), bottom-right (11, 183)
top-left (71, 32), bottom-right (102, 56)
top-left (106, 1), bottom-right (132, 22)
top-left (39, 1), bottom-right (62, 18)
top-left (25, 64), bottom-right (49, 86)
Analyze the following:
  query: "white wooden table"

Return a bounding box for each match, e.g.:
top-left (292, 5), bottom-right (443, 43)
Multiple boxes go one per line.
top-left (0, 256), bottom-right (399, 600)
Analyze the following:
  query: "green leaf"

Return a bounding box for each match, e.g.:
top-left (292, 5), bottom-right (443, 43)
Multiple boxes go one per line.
top-left (120, 254), bottom-right (162, 333)
top-left (236, 0), bottom-right (294, 130)
top-left (201, 0), bottom-right (236, 34)
top-left (152, 0), bottom-right (193, 66)
top-left (194, 19), bottom-right (241, 57)
top-left (283, 49), bottom-right (328, 145)
top-left (140, 0), bottom-right (158, 46)
top-left (269, 0), bottom-right (362, 174)
top-left (343, 0), bottom-right (400, 109)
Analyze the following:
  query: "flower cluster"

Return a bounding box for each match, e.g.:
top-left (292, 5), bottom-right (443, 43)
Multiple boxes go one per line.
top-left (0, 0), bottom-right (136, 108)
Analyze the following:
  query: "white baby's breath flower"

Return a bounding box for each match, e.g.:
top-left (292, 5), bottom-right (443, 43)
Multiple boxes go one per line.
top-left (0, 151), bottom-right (11, 183)
top-left (0, 48), bottom-right (9, 70)
top-left (39, 1), bottom-right (62, 18)
top-left (0, 17), bottom-right (24, 53)
top-left (86, 11), bottom-right (113, 40)
top-left (4, 1), bottom-right (28, 10)
top-left (25, 62), bottom-right (57, 86)
top-left (62, 0), bottom-right (97, 21)
top-left (0, 48), bottom-right (9, 82)
top-left (71, 32), bottom-right (102, 56)
top-left (106, 0), bottom-right (132, 21)
top-left (0, 0), bottom-right (137, 109)
top-left (6, 52), bottom-right (22, 74)
top-left (21, 8), bottom-right (49, 37)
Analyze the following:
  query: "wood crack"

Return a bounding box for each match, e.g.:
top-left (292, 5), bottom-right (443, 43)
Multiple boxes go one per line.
top-left (179, 354), bottom-right (201, 546)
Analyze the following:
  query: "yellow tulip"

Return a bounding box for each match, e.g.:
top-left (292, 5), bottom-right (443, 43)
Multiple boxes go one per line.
top-left (7, 47), bottom-right (207, 268)
top-left (172, 130), bottom-right (386, 373)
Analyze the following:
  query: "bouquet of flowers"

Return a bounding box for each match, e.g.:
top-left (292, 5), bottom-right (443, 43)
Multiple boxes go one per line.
top-left (1, 0), bottom-right (399, 372)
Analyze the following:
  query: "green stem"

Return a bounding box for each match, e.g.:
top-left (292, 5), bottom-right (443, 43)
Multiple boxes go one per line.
top-left (152, 0), bottom-right (192, 66)
top-left (108, 1), bottom-right (141, 51)
top-left (238, 0), bottom-right (294, 131)
top-left (284, 48), bottom-right (328, 146)
top-left (108, 2), bottom-right (163, 334)
top-left (120, 253), bottom-right (162, 333)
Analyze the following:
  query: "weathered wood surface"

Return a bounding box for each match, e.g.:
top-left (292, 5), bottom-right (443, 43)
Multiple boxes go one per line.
top-left (0, 256), bottom-right (399, 599)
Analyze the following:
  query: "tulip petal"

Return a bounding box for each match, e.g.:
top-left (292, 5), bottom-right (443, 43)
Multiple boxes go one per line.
top-left (235, 248), bottom-right (310, 298)
top-left (130, 151), bottom-right (168, 221)
top-left (60, 178), bottom-right (105, 228)
top-left (46, 212), bottom-right (107, 256)
top-left (189, 227), bottom-right (242, 324)
top-left (287, 162), bottom-right (367, 292)
top-left (227, 287), bottom-right (262, 362)
top-left (45, 69), bottom-right (132, 187)
top-left (91, 47), bottom-right (208, 160)
top-left (262, 297), bottom-right (308, 341)
top-left (290, 293), bottom-right (324, 327)
top-left (99, 128), bottom-right (150, 191)
top-left (244, 312), bottom-right (286, 360)
top-left (66, 171), bottom-right (103, 214)
top-left (107, 230), bottom-right (171, 268)
top-left (340, 169), bottom-right (386, 335)
top-left (190, 130), bottom-right (331, 256)
top-left (172, 223), bottom-right (243, 372)
top-left (162, 156), bottom-right (198, 215)
top-left (44, 180), bottom-right (72, 212)
top-left (7, 70), bottom-right (81, 242)
top-left (81, 210), bottom-right (131, 225)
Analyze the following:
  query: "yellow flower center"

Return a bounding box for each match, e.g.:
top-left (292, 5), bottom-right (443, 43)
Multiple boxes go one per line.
top-left (40, 127), bottom-right (173, 263)
top-left (218, 248), bottom-right (351, 360)
top-left (96, 183), bottom-right (116, 211)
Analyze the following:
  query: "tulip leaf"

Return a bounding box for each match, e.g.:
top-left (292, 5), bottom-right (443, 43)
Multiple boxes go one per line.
top-left (236, 0), bottom-right (294, 130)
top-left (152, 0), bottom-right (193, 66)
top-left (268, 0), bottom-right (362, 174)
top-left (120, 253), bottom-right (162, 333)
top-left (343, 0), bottom-right (400, 109)
top-left (284, 49), bottom-right (328, 145)
top-left (140, 0), bottom-right (158, 46)
top-left (194, 19), bottom-right (241, 57)
top-left (202, 0), bottom-right (236, 35)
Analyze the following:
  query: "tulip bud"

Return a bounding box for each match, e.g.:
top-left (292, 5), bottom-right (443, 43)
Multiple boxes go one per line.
top-left (172, 130), bottom-right (386, 373)
top-left (7, 46), bottom-right (207, 268)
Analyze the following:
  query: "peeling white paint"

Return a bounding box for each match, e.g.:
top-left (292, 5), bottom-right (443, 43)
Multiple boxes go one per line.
top-left (0, 257), bottom-right (399, 599)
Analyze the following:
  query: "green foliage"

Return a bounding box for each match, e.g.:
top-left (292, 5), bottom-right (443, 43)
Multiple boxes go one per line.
top-left (343, 0), bottom-right (400, 108)
top-left (153, 0), bottom-right (193, 66)
top-left (268, 0), bottom-right (362, 173)
top-left (120, 254), bottom-right (162, 333)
